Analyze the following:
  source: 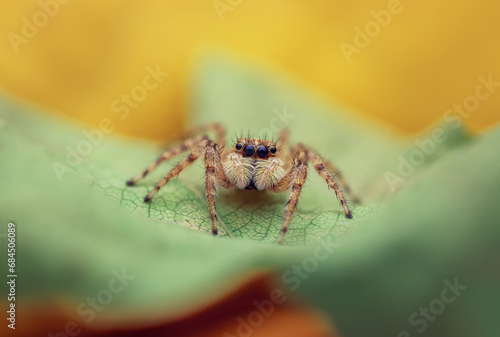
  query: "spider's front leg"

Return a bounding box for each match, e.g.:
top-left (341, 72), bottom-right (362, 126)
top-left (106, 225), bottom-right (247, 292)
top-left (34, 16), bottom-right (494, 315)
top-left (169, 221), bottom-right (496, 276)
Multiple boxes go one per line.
top-left (178, 123), bottom-right (227, 156)
top-left (271, 143), bottom-right (355, 244)
top-left (291, 144), bottom-right (354, 218)
top-left (126, 135), bottom-right (208, 186)
top-left (142, 137), bottom-right (211, 202)
top-left (204, 142), bottom-right (233, 235)
top-left (127, 123), bottom-right (227, 187)
top-left (290, 144), bottom-right (360, 205)
top-left (275, 161), bottom-right (308, 244)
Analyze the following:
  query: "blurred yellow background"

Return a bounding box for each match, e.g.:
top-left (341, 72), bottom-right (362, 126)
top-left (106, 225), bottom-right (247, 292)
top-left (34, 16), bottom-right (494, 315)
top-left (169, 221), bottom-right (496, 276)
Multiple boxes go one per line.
top-left (0, 0), bottom-right (499, 141)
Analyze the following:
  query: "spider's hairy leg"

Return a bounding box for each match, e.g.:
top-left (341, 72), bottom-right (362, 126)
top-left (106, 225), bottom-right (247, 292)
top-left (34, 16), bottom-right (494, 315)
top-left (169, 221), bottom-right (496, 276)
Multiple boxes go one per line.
top-left (126, 135), bottom-right (207, 186)
top-left (288, 143), bottom-right (303, 164)
top-left (204, 142), bottom-right (233, 235)
top-left (291, 144), bottom-right (353, 218)
top-left (143, 137), bottom-right (210, 202)
top-left (278, 161), bottom-right (308, 244)
top-left (179, 124), bottom-right (227, 155)
top-left (211, 123), bottom-right (227, 156)
top-left (277, 129), bottom-right (289, 164)
top-left (322, 160), bottom-right (360, 205)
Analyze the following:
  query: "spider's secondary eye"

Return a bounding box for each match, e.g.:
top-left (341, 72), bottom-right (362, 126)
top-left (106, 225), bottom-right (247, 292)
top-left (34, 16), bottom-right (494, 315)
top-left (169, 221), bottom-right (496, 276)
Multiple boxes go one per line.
top-left (257, 146), bottom-right (269, 158)
top-left (270, 146), bottom-right (277, 154)
top-left (235, 143), bottom-right (243, 150)
top-left (243, 144), bottom-right (255, 157)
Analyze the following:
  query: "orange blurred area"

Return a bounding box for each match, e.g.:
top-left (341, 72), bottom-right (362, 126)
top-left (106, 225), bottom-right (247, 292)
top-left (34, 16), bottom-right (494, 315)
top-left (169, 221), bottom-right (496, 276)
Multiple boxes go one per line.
top-left (0, 1), bottom-right (499, 141)
top-left (1, 275), bottom-right (338, 337)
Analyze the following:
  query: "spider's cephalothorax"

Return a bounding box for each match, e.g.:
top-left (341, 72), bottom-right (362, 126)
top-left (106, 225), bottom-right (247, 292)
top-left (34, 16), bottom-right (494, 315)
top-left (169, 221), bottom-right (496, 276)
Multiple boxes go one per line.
top-left (224, 138), bottom-right (285, 191)
top-left (126, 124), bottom-right (357, 244)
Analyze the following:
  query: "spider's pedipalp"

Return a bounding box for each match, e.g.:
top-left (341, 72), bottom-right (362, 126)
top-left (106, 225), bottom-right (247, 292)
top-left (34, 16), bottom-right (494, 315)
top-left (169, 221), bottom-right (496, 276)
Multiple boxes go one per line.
top-left (254, 157), bottom-right (286, 190)
top-left (223, 153), bottom-right (252, 189)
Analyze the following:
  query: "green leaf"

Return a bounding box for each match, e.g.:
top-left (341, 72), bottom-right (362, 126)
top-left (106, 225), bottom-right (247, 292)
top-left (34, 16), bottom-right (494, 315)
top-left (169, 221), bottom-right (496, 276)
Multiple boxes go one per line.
top-left (295, 126), bottom-right (500, 337)
top-left (0, 63), bottom-right (394, 245)
top-left (1, 57), bottom-right (498, 337)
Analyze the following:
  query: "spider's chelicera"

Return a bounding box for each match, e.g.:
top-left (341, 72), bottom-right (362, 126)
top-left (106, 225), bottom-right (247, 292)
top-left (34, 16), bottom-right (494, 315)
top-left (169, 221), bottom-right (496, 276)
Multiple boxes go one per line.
top-left (126, 124), bottom-right (357, 244)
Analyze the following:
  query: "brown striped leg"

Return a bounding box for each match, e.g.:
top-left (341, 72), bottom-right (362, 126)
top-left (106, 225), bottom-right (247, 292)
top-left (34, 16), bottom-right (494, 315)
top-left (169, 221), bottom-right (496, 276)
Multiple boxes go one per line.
top-left (210, 123), bottom-right (227, 156)
top-left (291, 143), bottom-right (358, 202)
top-left (126, 135), bottom-right (207, 186)
top-left (289, 144), bottom-right (355, 215)
top-left (277, 129), bottom-right (289, 165)
top-left (178, 124), bottom-right (226, 156)
top-left (277, 161), bottom-right (308, 244)
top-left (322, 160), bottom-right (360, 205)
top-left (288, 143), bottom-right (306, 162)
top-left (143, 138), bottom-right (210, 202)
top-left (204, 142), bottom-right (233, 235)
top-left (305, 148), bottom-right (353, 218)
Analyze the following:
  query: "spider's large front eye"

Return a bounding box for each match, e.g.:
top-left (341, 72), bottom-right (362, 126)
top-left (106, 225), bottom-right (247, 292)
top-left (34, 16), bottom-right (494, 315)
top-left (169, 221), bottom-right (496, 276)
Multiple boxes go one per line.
top-left (257, 146), bottom-right (269, 158)
top-left (243, 144), bottom-right (255, 157)
top-left (235, 143), bottom-right (243, 150)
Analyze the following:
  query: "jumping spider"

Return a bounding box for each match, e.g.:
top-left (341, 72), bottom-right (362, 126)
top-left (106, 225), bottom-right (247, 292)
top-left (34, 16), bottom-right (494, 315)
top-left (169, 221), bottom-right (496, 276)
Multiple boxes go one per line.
top-left (126, 124), bottom-right (356, 244)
